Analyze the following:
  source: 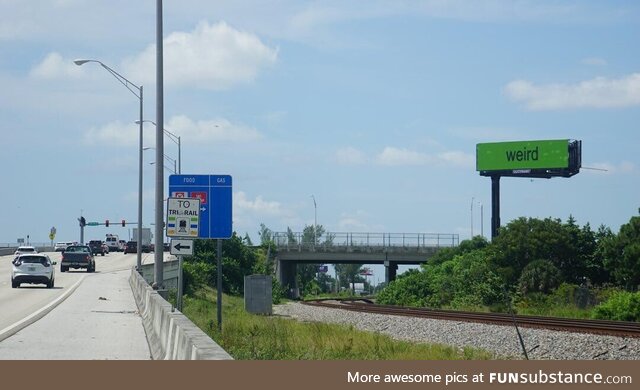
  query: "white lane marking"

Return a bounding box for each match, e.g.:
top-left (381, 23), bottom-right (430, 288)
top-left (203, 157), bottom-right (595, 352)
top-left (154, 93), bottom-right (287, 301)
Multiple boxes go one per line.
top-left (0, 275), bottom-right (86, 342)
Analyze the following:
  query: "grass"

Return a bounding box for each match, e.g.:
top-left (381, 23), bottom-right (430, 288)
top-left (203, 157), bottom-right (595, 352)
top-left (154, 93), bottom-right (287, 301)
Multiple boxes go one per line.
top-left (178, 287), bottom-right (495, 360)
top-left (514, 304), bottom-right (594, 319)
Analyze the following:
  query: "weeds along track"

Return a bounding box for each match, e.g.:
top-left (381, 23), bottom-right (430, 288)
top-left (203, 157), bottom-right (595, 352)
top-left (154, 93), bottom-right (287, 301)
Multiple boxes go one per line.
top-left (302, 299), bottom-right (640, 338)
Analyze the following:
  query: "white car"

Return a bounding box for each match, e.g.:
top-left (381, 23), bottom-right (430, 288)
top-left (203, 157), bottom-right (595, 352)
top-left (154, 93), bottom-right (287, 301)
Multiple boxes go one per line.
top-left (11, 253), bottom-right (56, 288)
top-left (14, 246), bottom-right (38, 256)
top-left (54, 242), bottom-right (68, 252)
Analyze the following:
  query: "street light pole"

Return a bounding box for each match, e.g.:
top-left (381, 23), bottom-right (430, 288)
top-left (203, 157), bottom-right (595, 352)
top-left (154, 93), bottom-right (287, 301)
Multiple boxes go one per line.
top-left (479, 200), bottom-right (484, 239)
top-left (311, 195), bottom-right (317, 245)
top-left (74, 59), bottom-right (143, 271)
top-left (471, 197), bottom-right (474, 239)
top-left (155, 0), bottom-right (165, 289)
top-left (177, 136), bottom-right (181, 174)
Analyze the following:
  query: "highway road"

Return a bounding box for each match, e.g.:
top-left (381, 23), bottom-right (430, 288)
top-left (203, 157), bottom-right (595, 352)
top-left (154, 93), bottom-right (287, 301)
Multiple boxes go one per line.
top-left (0, 250), bottom-right (170, 359)
top-left (0, 250), bottom-right (156, 332)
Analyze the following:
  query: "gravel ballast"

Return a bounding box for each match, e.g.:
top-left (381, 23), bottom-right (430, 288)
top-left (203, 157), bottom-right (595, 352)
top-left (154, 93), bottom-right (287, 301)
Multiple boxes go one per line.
top-left (273, 302), bottom-right (640, 360)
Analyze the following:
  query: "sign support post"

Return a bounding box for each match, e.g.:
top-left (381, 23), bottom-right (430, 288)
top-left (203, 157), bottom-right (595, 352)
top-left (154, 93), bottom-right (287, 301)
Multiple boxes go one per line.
top-left (177, 255), bottom-right (184, 311)
top-left (217, 238), bottom-right (223, 332)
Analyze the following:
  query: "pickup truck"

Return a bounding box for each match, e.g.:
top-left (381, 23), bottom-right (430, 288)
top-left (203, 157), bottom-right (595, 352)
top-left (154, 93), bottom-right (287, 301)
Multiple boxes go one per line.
top-left (88, 240), bottom-right (106, 256)
top-left (60, 245), bottom-right (95, 272)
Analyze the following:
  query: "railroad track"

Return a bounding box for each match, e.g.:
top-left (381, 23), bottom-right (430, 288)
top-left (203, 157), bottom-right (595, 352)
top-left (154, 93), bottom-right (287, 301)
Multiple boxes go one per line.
top-left (302, 299), bottom-right (640, 338)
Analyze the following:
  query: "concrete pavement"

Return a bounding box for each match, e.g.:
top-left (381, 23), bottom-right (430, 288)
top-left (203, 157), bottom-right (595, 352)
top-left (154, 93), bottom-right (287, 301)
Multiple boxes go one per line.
top-left (0, 268), bottom-right (151, 359)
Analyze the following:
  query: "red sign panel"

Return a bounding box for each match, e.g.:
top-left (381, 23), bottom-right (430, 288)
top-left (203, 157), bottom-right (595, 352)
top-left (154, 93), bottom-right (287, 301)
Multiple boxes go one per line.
top-left (190, 191), bottom-right (208, 205)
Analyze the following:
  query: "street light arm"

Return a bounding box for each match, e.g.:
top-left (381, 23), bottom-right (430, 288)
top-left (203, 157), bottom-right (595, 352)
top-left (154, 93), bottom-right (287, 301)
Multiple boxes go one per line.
top-left (74, 59), bottom-right (141, 99)
top-left (149, 161), bottom-right (176, 174)
top-left (143, 147), bottom-right (175, 164)
top-left (135, 119), bottom-right (180, 145)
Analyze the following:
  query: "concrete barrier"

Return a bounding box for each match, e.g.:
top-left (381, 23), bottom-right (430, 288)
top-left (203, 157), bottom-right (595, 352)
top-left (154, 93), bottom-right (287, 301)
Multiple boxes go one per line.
top-left (129, 268), bottom-right (233, 360)
top-left (0, 246), bottom-right (54, 256)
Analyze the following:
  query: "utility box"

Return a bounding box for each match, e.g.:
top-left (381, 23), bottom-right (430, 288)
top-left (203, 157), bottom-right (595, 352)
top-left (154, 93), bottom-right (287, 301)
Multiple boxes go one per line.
top-left (244, 275), bottom-right (272, 315)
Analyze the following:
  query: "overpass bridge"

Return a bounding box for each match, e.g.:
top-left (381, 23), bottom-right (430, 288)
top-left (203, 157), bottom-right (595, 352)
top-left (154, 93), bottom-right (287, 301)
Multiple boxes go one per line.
top-left (273, 232), bottom-right (459, 294)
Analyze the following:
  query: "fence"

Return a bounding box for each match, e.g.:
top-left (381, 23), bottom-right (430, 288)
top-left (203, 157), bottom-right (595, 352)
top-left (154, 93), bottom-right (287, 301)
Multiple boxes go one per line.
top-left (273, 232), bottom-right (459, 252)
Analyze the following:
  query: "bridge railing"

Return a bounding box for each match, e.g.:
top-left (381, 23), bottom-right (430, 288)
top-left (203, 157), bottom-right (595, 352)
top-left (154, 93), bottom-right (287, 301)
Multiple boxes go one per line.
top-left (272, 232), bottom-right (459, 252)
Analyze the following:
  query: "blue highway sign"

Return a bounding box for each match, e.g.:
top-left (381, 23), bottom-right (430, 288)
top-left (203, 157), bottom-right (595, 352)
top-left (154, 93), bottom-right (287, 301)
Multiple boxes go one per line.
top-left (169, 174), bottom-right (232, 239)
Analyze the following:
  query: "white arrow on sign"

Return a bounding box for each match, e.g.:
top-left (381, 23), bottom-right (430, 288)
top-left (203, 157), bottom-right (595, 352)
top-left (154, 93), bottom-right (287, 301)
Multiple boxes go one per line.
top-left (170, 239), bottom-right (194, 256)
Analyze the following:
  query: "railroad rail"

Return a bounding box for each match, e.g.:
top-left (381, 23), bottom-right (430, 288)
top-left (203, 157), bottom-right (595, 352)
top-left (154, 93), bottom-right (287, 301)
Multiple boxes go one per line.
top-left (302, 299), bottom-right (640, 338)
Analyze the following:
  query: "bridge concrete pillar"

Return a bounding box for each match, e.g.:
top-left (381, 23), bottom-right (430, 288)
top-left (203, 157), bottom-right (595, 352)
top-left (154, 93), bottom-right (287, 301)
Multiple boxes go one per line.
top-left (384, 260), bottom-right (398, 285)
top-left (276, 259), bottom-right (298, 298)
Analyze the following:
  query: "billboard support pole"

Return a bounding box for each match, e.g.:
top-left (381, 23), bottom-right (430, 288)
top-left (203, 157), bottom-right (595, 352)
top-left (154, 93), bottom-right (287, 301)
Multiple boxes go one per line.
top-left (491, 175), bottom-right (501, 240)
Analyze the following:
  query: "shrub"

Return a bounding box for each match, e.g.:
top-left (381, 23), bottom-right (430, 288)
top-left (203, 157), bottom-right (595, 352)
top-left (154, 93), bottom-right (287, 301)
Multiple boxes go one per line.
top-left (518, 259), bottom-right (562, 294)
top-left (591, 291), bottom-right (640, 321)
top-left (376, 272), bottom-right (430, 307)
top-left (183, 260), bottom-right (215, 295)
top-left (272, 278), bottom-right (286, 304)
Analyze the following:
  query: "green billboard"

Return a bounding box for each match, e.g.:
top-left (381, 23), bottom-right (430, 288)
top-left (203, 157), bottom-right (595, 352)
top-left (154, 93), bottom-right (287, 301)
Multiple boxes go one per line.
top-left (476, 139), bottom-right (569, 172)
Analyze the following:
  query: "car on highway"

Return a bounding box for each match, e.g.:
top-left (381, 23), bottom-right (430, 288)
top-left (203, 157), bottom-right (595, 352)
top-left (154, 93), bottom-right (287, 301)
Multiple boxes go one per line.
top-left (88, 240), bottom-right (107, 256)
top-left (123, 241), bottom-right (137, 254)
top-left (60, 245), bottom-right (95, 272)
top-left (105, 234), bottom-right (122, 252)
top-left (54, 242), bottom-right (69, 252)
top-left (11, 253), bottom-right (56, 288)
top-left (14, 246), bottom-right (38, 256)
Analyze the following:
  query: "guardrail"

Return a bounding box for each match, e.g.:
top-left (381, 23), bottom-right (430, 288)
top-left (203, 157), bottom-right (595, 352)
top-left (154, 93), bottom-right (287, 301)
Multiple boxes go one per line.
top-left (129, 268), bottom-right (233, 360)
top-left (273, 232), bottom-right (459, 252)
top-left (0, 246), bottom-right (54, 256)
top-left (0, 242), bottom-right (51, 248)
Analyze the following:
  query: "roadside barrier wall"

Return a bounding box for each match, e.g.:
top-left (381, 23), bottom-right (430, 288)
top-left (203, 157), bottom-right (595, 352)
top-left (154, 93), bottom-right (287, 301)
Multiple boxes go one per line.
top-left (129, 268), bottom-right (233, 360)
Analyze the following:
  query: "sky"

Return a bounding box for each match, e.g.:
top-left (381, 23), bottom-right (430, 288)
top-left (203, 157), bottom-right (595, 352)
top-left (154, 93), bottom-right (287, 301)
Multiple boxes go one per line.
top-left (1, 0), bottom-right (639, 278)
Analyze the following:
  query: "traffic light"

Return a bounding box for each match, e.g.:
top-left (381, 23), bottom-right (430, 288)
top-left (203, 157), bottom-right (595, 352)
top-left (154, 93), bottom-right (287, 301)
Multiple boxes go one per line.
top-left (79, 216), bottom-right (86, 227)
top-left (105, 220), bottom-right (109, 227)
top-left (121, 220), bottom-right (126, 227)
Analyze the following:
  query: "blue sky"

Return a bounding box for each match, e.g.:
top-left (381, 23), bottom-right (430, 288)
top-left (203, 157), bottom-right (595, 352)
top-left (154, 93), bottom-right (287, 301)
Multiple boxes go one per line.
top-left (1, 0), bottom-right (639, 267)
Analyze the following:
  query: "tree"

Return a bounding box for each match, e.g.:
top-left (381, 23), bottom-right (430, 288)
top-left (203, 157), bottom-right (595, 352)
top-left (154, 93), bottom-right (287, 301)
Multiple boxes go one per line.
top-left (602, 213), bottom-right (640, 290)
top-left (301, 224), bottom-right (326, 246)
top-left (335, 263), bottom-right (363, 293)
top-left (587, 224), bottom-right (614, 285)
top-left (258, 223), bottom-right (273, 246)
top-left (184, 233), bottom-right (258, 295)
top-left (489, 217), bottom-right (585, 285)
top-left (518, 259), bottom-right (562, 294)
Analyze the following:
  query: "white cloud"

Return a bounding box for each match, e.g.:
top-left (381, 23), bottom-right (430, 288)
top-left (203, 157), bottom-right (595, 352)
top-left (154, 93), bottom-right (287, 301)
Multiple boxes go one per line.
top-left (504, 73), bottom-right (640, 110)
top-left (337, 210), bottom-right (383, 231)
top-left (437, 151), bottom-right (475, 168)
top-left (30, 52), bottom-right (84, 79)
top-left (375, 147), bottom-right (474, 167)
top-left (84, 115), bottom-right (262, 147)
top-left (335, 147), bottom-right (367, 165)
top-left (234, 191), bottom-right (288, 216)
top-left (167, 115), bottom-right (262, 143)
top-left (83, 120), bottom-right (138, 147)
top-left (124, 21), bottom-right (278, 89)
top-left (376, 147), bottom-right (432, 166)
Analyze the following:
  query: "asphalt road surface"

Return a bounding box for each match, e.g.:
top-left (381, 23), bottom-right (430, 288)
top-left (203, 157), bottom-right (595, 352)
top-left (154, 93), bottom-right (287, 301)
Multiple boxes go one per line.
top-left (0, 250), bottom-right (167, 359)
